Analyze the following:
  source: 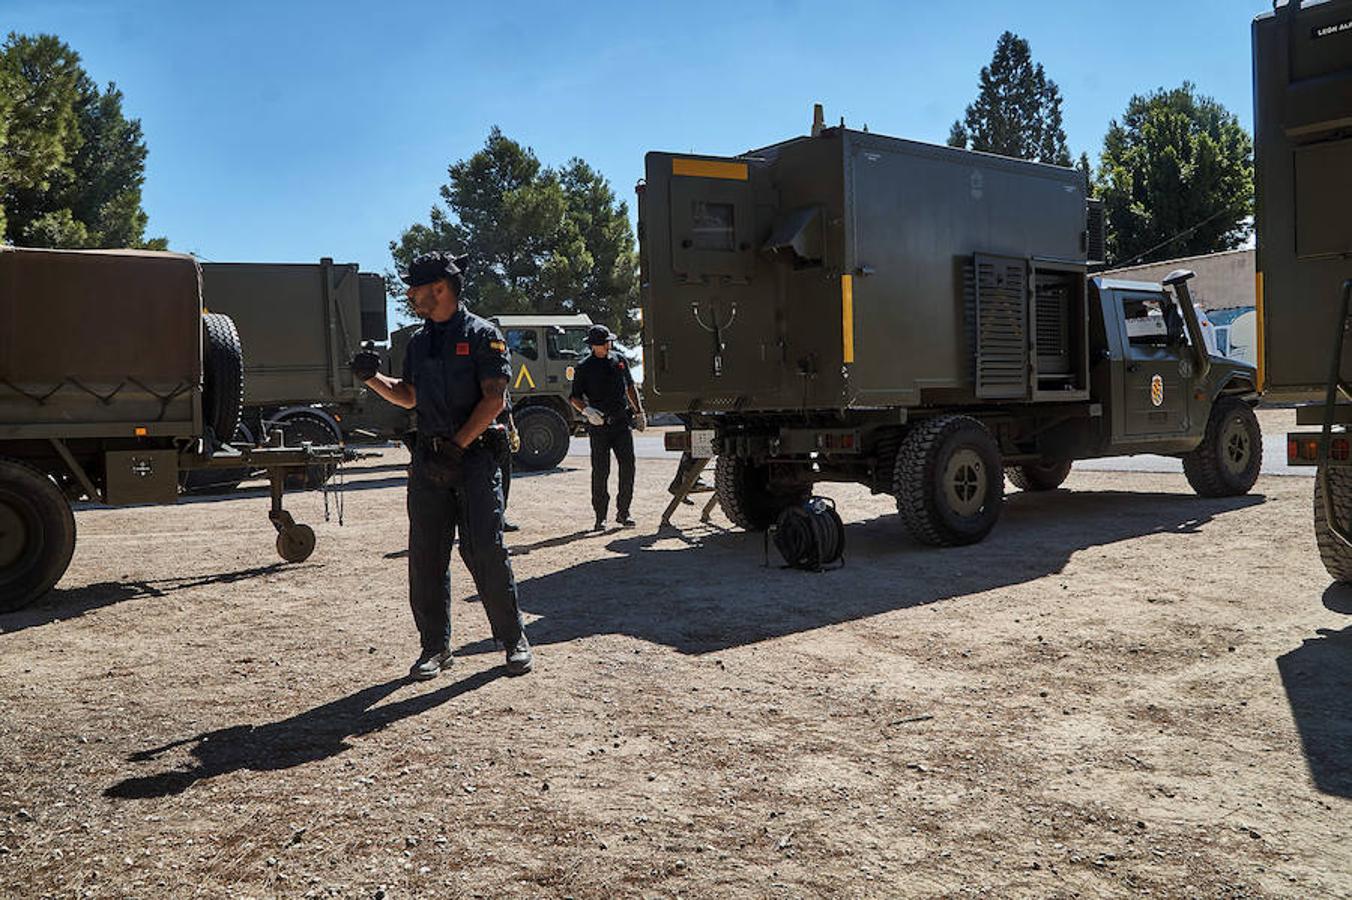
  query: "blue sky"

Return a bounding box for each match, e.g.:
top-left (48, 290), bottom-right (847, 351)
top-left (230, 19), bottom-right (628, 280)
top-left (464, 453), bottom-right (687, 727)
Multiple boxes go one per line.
top-left (4, 0), bottom-right (1272, 322)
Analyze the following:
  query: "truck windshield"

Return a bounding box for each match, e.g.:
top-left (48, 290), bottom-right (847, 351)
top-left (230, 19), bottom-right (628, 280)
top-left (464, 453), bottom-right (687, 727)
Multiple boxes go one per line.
top-left (505, 328), bottom-right (539, 360)
top-left (548, 327), bottom-right (590, 360)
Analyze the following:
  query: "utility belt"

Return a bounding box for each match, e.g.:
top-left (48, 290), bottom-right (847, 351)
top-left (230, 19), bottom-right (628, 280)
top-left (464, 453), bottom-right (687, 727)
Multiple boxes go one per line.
top-left (589, 409), bottom-right (633, 428)
top-left (420, 427), bottom-right (508, 458)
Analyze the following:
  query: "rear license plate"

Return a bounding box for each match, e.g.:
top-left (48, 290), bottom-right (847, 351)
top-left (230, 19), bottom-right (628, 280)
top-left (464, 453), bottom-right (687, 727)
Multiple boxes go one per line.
top-left (690, 429), bottom-right (716, 459)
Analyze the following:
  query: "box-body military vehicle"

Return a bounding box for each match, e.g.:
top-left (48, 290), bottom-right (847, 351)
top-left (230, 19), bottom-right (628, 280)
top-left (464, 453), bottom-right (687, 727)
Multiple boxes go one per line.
top-left (0, 247), bottom-right (341, 611)
top-left (191, 258), bottom-right (406, 491)
top-left (640, 115), bottom-right (1262, 544)
top-left (1252, 0), bottom-right (1352, 580)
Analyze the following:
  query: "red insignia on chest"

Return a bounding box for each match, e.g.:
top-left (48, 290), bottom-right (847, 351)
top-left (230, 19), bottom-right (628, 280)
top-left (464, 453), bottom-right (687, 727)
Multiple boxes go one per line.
top-left (455, 342), bottom-right (470, 356)
top-left (617, 361), bottom-right (626, 370)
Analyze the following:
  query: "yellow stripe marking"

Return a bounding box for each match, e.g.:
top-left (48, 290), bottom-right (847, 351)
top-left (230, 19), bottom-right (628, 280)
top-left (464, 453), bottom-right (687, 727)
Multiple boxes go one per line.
top-left (1255, 271), bottom-right (1265, 392)
top-left (841, 274), bottom-right (855, 364)
top-left (514, 364), bottom-right (536, 390)
top-left (671, 158), bottom-right (748, 181)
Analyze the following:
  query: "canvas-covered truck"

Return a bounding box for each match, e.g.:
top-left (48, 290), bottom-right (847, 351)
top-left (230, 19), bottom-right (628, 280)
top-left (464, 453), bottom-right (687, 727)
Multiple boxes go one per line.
top-left (191, 258), bottom-right (406, 491)
top-left (0, 247), bottom-right (342, 611)
top-left (1252, 0), bottom-right (1352, 580)
top-left (639, 117), bottom-right (1262, 544)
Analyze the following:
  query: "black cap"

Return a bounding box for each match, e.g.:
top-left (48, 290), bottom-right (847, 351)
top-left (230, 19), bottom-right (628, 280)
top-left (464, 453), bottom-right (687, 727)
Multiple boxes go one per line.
top-left (585, 324), bottom-right (617, 345)
top-left (401, 251), bottom-right (469, 288)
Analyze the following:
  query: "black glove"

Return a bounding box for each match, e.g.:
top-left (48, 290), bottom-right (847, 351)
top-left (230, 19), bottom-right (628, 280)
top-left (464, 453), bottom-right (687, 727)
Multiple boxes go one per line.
top-left (418, 439), bottom-right (464, 488)
top-left (350, 346), bottom-right (381, 381)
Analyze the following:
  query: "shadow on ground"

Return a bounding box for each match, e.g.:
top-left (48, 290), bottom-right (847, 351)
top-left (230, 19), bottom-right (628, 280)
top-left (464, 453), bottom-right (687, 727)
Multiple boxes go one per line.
top-left (105, 668), bottom-right (505, 800)
top-left (1277, 584), bottom-right (1352, 799)
top-left (1, 564), bottom-right (302, 634)
top-left (459, 488), bottom-right (1268, 657)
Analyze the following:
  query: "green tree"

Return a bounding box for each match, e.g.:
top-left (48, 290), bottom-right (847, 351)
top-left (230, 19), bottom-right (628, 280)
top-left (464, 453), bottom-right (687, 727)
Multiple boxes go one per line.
top-left (0, 33), bottom-right (165, 249)
top-left (390, 128), bottom-right (638, 336)
top-left (948, 31), bottom-right (1071, 166)
top-left (1096, 82), bottom-right (1252, 265)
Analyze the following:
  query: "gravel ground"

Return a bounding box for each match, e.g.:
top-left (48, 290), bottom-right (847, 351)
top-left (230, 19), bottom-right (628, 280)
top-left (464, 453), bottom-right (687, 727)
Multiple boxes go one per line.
top-left (1, 433), bottom-right (1350, 898)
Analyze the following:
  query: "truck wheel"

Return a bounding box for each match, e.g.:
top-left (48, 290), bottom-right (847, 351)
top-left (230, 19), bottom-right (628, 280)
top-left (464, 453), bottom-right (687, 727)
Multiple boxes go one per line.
top-left (276, 413), bottom-right (342, 490)
top-left (0, 458), bottom-right (77, 612)
top-left (1314, 467), bottom-right (1352, 583)
top-left (714, 456), bottom-right (809, 532)
top-left (1006, 460), bottom-right (1072, 492)
top-left (894, 416), bottom-right (1003, 546)
top-left (201, 313), bottom-right (245, 448)
top-left (180, 422), bottom-right (256, 494)
top-left (1182, 398), bottom-right (1261, 497)
top-left (514, 406), bottom-right (571, 470)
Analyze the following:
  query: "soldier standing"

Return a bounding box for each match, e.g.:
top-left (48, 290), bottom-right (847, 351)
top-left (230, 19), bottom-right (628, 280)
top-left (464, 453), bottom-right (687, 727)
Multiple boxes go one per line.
top-left (570, 324), bottom-right (646, 530)
top-left (350, 251), bottom-right (532, 679)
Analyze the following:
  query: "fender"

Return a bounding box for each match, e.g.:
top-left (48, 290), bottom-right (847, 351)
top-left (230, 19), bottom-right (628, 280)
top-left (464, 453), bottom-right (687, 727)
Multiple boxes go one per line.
top-left (263, 405), bottom-right (343, 439)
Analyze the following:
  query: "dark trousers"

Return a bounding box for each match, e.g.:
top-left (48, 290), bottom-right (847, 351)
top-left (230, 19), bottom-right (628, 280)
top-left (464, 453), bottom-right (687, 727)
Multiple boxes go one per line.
top-left (406, 448), bottom-right (524, 653)
top-left (588, 422), bottom-right (635, 519)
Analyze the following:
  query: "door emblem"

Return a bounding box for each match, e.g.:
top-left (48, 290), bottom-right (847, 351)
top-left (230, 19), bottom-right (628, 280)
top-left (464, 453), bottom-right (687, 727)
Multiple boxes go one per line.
top-left (1150, 374), bottom-right (1164, 407)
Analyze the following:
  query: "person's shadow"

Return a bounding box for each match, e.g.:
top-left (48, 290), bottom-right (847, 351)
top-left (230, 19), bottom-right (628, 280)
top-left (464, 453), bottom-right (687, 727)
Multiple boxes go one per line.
top-left (1277, 584), bottom-right (1352, 798)
top-left (105, 668), bottom-right (503, 800)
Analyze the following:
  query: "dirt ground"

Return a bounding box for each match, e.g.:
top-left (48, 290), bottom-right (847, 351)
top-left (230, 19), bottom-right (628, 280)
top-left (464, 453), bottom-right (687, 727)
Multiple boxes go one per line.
top-left (3, 413), bottom-right (1351, 898)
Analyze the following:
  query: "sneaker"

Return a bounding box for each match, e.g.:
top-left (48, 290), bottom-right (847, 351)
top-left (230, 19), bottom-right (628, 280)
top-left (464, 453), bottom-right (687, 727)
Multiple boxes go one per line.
top-left (409, 649), bottom-right (454, 680)
top-left (617, 514), bottom-right (636, 528)
top-left (502, 520), bottom-right (520, 533)
top-left (505, 636), bottom-right (533, 676)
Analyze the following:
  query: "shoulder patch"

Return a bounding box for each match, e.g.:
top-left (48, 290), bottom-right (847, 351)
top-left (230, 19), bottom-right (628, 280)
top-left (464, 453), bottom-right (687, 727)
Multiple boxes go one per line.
top-left (489, 339), bottom-right (506, 353)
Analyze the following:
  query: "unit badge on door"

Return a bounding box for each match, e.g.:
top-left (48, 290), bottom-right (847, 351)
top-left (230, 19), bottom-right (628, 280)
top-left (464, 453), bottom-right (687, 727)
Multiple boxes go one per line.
top-left (1150, 374), bottom-right (1164, 407)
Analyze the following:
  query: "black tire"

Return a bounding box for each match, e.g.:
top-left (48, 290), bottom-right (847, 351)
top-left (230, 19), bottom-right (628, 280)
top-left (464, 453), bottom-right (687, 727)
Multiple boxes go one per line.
top-left (1314, 467), bottom-right (1352, 583)
top-left (513, 406), bottom-right (571, 470)
top-left (714, 456), bottom-right (809, 532)
top-left (180, 422), bottom-right (256, 494)
top-left (1182, 398), bottom-right (1261, 498)
top-left (1006, 460), bottom-right (1073, 492)
top-left (0, 458), bottom-right (77, 612)
top-left (201, 313), bottom-right (245, 448)
top-left (275, 412), bottom-right (342, 490)
top-left (894, 415), bottom-right (1004, 546)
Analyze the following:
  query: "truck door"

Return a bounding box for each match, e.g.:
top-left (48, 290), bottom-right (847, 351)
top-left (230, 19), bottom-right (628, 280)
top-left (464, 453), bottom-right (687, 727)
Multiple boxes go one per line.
top-left (504, 327), bottom-right (544, 397)
top-left (1112, 290), bottom-right (1195, 440)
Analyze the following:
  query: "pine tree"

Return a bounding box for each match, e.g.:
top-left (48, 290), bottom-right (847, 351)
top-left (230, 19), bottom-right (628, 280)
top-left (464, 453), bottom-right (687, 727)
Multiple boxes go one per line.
top-left (947, 31), bottom-right (1071, 166)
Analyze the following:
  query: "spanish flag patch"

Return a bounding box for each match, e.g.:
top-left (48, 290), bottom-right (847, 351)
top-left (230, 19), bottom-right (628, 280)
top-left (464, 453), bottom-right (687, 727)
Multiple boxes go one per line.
top-left (489, 339), bottom-right (507, 353)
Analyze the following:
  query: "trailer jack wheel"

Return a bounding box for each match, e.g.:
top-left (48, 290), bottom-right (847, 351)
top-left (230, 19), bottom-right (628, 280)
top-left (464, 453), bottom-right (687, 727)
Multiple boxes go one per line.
top-left (276, 523), bottom-right (317, 563)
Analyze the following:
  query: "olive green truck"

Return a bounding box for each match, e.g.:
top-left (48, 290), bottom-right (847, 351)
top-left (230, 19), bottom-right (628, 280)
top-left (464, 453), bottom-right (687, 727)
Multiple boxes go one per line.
top-left (1252, 0), bottom-right (1352, 581)
top-left (640, 116), bottom-right (1262, 543)
top-left (0, 248), bottom-right (341, 611)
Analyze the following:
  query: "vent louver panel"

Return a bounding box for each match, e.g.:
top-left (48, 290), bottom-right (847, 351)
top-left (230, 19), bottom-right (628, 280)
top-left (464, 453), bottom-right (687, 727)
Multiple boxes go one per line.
top-left (974, 254), bottom-right (1029, 399)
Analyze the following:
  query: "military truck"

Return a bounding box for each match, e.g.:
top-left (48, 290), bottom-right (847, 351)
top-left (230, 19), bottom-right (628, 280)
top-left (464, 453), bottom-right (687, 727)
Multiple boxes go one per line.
top-left (492, 314), bottom-right (594, 469)
top-left (1251, 0), bottom-right (1352, 580)
top-left (0, 247), bottom-right (340, 611)
top-left (191, 258), bottom-right (404, 491)
top-left (639, 118), bottom-right (1261, 544)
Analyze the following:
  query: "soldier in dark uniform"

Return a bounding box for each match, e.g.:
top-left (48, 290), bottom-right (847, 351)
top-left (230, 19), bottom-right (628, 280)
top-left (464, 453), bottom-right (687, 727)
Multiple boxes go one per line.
top-left (349, 251), bottom-right (531, 679)
top-left (570, 324), bottom-right (646, 530)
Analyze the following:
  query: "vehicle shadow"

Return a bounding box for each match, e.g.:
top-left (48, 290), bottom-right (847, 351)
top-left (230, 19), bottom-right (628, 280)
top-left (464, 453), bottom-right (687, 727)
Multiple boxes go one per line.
top-left (502, 488), bottom-right (1265, 655)
top-left (1, 564), bottom-right (301, 634)
top-left (104, 668), bottom-right (504, 800)
top-left (1276, 584), bottom-right (1352, 798)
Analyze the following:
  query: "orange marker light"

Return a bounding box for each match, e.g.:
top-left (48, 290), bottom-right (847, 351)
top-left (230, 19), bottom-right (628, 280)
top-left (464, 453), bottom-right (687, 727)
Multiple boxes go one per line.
top-left (134, 426), bottom-right (148, 437)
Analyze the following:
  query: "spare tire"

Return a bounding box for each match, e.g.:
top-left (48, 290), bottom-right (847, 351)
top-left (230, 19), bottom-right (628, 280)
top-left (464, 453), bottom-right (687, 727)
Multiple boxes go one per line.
top-left (0, 457), bottom-right (77, 612)
top-left (201, 313), bottom-right (245, 448)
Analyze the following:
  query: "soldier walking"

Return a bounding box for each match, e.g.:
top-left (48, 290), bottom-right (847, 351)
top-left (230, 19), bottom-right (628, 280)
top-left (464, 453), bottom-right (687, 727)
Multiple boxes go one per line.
top-left (350, 251), bottom-right (532, 679)
top-left (570, 324), bottom-right (646, 530)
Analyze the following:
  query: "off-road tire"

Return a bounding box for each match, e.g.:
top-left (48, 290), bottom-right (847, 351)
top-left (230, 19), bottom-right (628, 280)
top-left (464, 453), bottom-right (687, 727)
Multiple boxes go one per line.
top-left (714, 456), bottom-right (809, 532)
top-left (276, 412), bottom-right (342, 490)
top-left (0, 458), bottom-right (77, 612)
top-left (514, 406), bottom-right (571, 471)
top-left (1006, 460), bottom-right (1073, 492)
top-left (894, 415), bottom-right (1003, 546)
top-left (1314, 467), bottom-right (1352, 583)
top-left (180, 422), bottom-right (256, 494)
top-left (201, 313), bottom-right (245, 448)
top-left (1182, 398), bottom-right (1261, 498)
